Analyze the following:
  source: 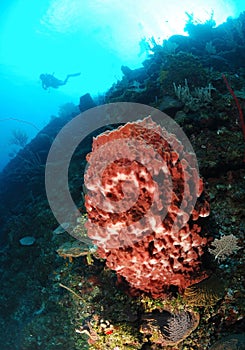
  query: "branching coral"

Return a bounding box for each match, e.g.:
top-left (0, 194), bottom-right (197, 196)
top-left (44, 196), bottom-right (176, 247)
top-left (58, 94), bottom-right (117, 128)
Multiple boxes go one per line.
top-left (209, 234), bottom-right (239, 261)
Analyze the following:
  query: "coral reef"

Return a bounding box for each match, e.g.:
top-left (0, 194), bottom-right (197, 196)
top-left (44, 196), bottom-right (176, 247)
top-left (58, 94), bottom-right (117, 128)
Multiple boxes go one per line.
top-left (0, 11), bottom-right (245, 350)
top-left (84, 116), bottom-right (210, 297)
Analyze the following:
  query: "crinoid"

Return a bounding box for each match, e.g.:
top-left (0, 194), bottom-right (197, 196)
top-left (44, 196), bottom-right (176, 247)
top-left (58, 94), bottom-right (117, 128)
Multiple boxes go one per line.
top-left (183, 273), bottom-right (225, 306)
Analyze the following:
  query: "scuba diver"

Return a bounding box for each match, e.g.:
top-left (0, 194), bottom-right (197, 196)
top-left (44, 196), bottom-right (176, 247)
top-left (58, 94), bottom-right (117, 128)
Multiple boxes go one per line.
top-left (40, 72), bottom-right (81, 90)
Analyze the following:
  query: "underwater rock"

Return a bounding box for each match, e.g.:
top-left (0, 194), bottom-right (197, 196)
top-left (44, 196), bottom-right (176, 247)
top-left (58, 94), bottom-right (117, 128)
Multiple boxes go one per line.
top-left (19, 236), bottom-right (36, 246)
top-left (209, 334), bottom-right (245, 350)
top-left (79, 93), bottom-right (96, 113)
top-left (121, 65), bottom-right (147, 82)
top-left (158, 95), bottom-right (183, 115)
top-left (0, 227), bottom-right (9, 251)
top-left (53, 222), bottom-right (70, 235)
top-left (167, 34), bottom-right (192, 52)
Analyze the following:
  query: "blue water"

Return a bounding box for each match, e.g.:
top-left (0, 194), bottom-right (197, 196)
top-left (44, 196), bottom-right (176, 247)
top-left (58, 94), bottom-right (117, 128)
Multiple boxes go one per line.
top-left (0, 0), bottom-right (244, 170)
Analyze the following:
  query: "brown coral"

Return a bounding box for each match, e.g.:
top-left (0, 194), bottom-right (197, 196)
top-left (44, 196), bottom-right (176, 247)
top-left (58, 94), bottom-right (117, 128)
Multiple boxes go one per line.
top-left (57, 241), bottom-right (93, 262)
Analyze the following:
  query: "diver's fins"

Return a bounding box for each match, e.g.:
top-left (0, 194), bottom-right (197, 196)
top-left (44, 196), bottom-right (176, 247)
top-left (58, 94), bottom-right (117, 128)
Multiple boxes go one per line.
top-left (67, 72), bottom-right (81, 78)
